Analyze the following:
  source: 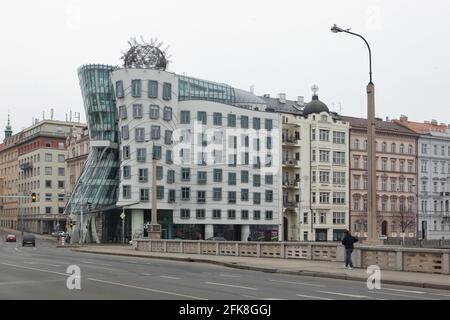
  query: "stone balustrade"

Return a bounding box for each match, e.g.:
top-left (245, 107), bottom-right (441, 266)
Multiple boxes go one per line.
top-left (134, 239), bottom-right (450, 275)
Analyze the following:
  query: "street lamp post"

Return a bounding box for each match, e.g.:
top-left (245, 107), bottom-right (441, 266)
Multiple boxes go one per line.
top-left (331, 24), bottom-right (378, 243)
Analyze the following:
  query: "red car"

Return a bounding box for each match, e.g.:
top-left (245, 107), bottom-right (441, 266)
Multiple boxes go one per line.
top-left (6, 234), bottom-right (17, 242)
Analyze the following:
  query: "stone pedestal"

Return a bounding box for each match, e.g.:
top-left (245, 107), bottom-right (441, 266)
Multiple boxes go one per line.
top-left (148, 224), bottom-right (161, 240)
top-left (362, 239), bottom-right (384, 246)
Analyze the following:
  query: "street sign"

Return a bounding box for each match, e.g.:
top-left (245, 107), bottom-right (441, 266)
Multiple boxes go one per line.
top-left (120, 212), bottom-right (126, 220)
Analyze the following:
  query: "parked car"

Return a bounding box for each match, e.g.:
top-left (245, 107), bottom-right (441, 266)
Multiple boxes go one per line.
top-left (206, 236), bottom-right (226, 241)
top-left (22, 234), bottom-right (36, 247)
top-left (6, 234), bottom-right (17, 242)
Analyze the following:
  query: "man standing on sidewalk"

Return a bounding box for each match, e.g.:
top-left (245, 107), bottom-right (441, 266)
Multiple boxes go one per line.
top-left (341, 230), bottom-right (358, 269)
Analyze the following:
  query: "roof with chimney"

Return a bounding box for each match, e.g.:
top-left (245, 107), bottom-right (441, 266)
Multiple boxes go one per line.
top-left (341, 115), bottom-right (418, 136)
top-left (393, 117), bottom-right (450, 135)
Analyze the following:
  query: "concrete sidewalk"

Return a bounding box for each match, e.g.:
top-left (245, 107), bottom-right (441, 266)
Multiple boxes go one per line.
top-left (0, 227), bottom-right (56, 241)
top-left (72, 245), bottom-right (450, 291)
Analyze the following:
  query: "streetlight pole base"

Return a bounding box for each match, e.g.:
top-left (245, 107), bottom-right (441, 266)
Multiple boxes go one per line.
top-left (148, 224), bottom-right (161, 240)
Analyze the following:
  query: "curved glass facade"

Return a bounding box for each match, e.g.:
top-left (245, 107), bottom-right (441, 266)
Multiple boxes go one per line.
top-left (178, 75), bottom-right (236, 105)
top-left (65, 65), bottom-right (120, 215)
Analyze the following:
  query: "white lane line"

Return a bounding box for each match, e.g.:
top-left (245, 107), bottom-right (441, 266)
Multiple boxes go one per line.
top-left (382, 288), bottom-right (425, 294)
top-left (205, 282), bottom-right (257, 291)
top-left (242, 294), bottom-right (286, 300)
top-left (88, 278), bottom-right (207, 300)
top-left (317, 291), bottom-right (369, 299)
top-left (80, 260), bottom-right (113, 267)
top-left (269, 279), bottom-right (325, 287)
top-left (146, 262), bottom-right (152, 265)
top-left (0, 262), bottom-right (67, 276)
top-left (367, 291), bottom-right (439, 300)
top-left (142, 273), bottom-right (153, 276)
top-left (25, 262), bottom-right (61, 267)
top-left (296, 294), bottom-right (334, 300)
top-left (160, 275), bottom-right (181, 280)
top-left (219, 274), bottom-right (241, 278)
top-left (0, 279), bottom-right (63, 286)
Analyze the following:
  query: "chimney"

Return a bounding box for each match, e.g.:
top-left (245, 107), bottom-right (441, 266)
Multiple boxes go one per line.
top-left (263, 94), bottom-right (270, 98)
top-left (278, 93), bottom-right (286, 104)
top-left (297, 96), bottom-right (304, 105)
top-left (431, 119), bottom-right (438, 126)
top-left (399, 115), bottom-right (408, 122)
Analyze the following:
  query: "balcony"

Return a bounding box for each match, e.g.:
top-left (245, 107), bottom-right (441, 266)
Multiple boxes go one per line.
top-left (283, 180), bottom-right (300, 189)
top-left (20, 162), bottom-right (33, 171)
top-left (283, 201), bottom-right (299, 209)
top-left (282, 159), bottom-right (300, 168)
top-left (282, 136), bottom-right (300, 146)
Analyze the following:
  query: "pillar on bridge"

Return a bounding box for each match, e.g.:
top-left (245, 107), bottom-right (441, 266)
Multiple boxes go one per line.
top-left (241, 225), bottom-right (250, 241)
top-left (205, 224), bottom-right (214, 240)
top-left (131, 209), bottom-right (144, 239)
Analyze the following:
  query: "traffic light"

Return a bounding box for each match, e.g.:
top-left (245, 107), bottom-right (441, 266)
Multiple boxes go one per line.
top-left (31, 193), bottom-right (37, 202)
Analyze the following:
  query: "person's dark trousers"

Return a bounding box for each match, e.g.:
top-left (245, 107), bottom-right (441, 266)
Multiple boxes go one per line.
top-left (345, 249), bottom-right (353, 267)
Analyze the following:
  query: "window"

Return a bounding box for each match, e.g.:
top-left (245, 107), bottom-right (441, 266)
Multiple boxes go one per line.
top-left (180, 209), bottom-right (190, 219)
top-left (45, 193), bottom-right (52, 201)
top-left (136, 148), bottom-right (146, 162)
top-left (333, 172), bottom-right (345, 185)
top-left (434, 145), bottom-right (438, 155)
top-left (140, 188), bottom-right (149, 201)
top-left (265, 174), bottom-right (273, 185)
top-left (400, 144), bottom-right (404, 153)
top-left (241, 170), bottom-right (249, 183)
top-left (312, 150), bottom-right (316, 162)
top-left (319, 192), bottom-right (330, 204)
top-left (58, 154), bottom-right (65, 163)
top-left (240, 115), bottom-right (249, 128)
top-left (155, 166), bottom-right (163, 180)
top-left (422, 144), bottom-right (427, 154)
top-left (354, 139), bottom-right (360, 149)
top-left (228, 191), bottom-right (236, 204)
top-left (265, 190), bottom-right (273, 202)
top-left (333, 152), bottom-right (345, 165)
top-left (168, 190), bottom-right (176, 203)
top-left (364, 176), bottom-right (368, 190)
top-left (391, 178), bottom-right (397, 191)
top-left (333, 212), bottom-right (345, 225)
top-left (166, 150), bottom-right (173, 164)
top-left (319, 150), bottom-right (329, 162)
top-left (391, 143), bottom-right (396, 153)
top-left (150, 105), bottom-right (159, 119)
top-left (58, 181), bottom-right (64, 189)
top-left (228, 210), bottom-right (236, 219)
top-left (399, 160), bottom-right (405, 173)
top-left (253, 117), bottom-right (261, 130)
top-left (135, 128), bottom-right (145, 142)
top-left (213, 188), bottom-right (222, 201)
top-left (353, 176), bottom-right (360, 189)
top-left (45, 167), bottom-right (52, 175)
top-left (333, 192), bottom-right (345, 204)
top-left (133, 104), bottom-right (143, 118)
top-left (123, 146), bottom-right (130, 160)
top-left (228, 114), bottom-right (236, 127)
top-left (421, 160), bottom-right (428, 173)
top-left (391, 159), bottom-right (396, 171)
top-left (253, 174), bottom-right (261, 187)
top-left (381, 177), bottom-right (387, 191)
top-left (197, 111), bottom-right (207, 125)
top-left (265, 119), bottom-right (273, 131)
top-left (241, 189), bottom-right (249, 201)
top-left (167, 170), bottom-right (175, 184)
top-left (353, 157), bottom-right (360, 169)
top-left (45, 153), bottom-right (52, 162)
top-left (228, 172), bottom-right (237, 185)
top-left (196, 209), bottom-right (205, 219)
top-left (213, 169), bottom-right (222, 182)
top-left (333, 132), bottom-right (345, 144)
top-left (122, 185), bottom-right (131, 199)
top-left (303, 212), bottom-right (308, 224)
top-left (138, 168), bottom-right (148, 182)
top-left (363, 157), bottom-right (368, 170)
top-left (198, 171), bottom-right (207, 184)
top-left (241, 210), bottom-right (249, 220)
top-left (45, 207), bottom-right (52, 214)
top-left (162, 106), bottom-right (172, 121)
top-left (311, 129), bottom-right (316, 140)
top-left (180, 110), bottom-right (190, 124)
top-left (266, 136), bottom-right (272, 150)
top-left (197, 191), bottom-right (206, 203)
top-left (152, 146), bottom-right (162, 160)
top-left (408, 161), bottom-right (413, 173)
top-left (181, 168), bottom-right (191, 181)
top-left (213, 209), bottom-right (221, 219)
top-left (213, 112), bottom-right (222, 126)
top-left (116, 80), bottom-right (124, 98)
top-left (265, 211), bottom-right (273, 220)
top-left (382, 142), bottom-right (387, 152)
top-left (164, 130), bottom-right (173, 145)
top-left (319, 171), bottom-right (330, 183)
top-left (121, 125), bottom-right (129, 140)
top-left (253, 192), bottom-right (261, 204)
top-left (150, 126), bottom-right (160, 140)
top-left (253, 210), bottom-right (261, 220)
top-left (181, 187), bottom-right (190, 200)
top-left (119, 105), bottom-right (127, 119)
top-left (319, 129), bottom-right (329, 141)
top-left (163, 82), bottom-right (172, 100)
top-left (148, 80), bottom-right (158, 98)
top-left (45, 180), bottom-right (52, 188)
top-left (123, 166), bottom-right (131, 179)
top-left (131, 79), bottom-right (141, 97)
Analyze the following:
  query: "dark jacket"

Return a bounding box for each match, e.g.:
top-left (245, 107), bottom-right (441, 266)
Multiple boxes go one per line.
top-left (342, 234), bottom-right (358, 250)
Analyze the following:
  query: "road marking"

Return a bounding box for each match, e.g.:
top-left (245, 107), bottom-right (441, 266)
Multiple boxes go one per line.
top-left (367, 291), bottom-right (439, 300)
top-left (205, 282), bottom-right (257, 291)
top-left (88, 278), bottom-right (207, 300)
top-left (160, 275), bottom-right (181, 280)
top-left (80, 260), bottom-right (113, 267)
top-left (0, 262), bottom-right (67, 276)
top-left (25, 262), bottom-right (61, 267)
top-left (142, 273), bottom-right (153, 276)
top-left (269, 279), bottom-right (325, 287)
top-left (317, 291), bottom-right (369, 299)
top-left (219, 274), bottom-right (241, 278)
top-left (0, 279), bottom-right (62, 286)
top-left (146, 262), bottom-right (152, 265)
top-left (296, 294), bottom-right (334, 300)
top-left (382, 288), bottom-right (425, 294)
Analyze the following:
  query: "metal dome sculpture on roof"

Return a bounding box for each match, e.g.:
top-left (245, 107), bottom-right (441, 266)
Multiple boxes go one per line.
top-left (121, 37), bottom-right (171, 70)
top-left (303, 84), bottom-right (329, 116)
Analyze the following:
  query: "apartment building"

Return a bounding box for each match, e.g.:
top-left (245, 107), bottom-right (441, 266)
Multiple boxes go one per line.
top-left (66, 126), bottom-right (89, 199)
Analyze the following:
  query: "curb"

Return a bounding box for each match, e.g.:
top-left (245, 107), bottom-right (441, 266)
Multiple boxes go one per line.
top-left (71, 248), bottom-right (450, 291)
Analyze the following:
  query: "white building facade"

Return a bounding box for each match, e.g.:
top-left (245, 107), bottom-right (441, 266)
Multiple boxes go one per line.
top-left (111, 68), bottom-right (283, 241)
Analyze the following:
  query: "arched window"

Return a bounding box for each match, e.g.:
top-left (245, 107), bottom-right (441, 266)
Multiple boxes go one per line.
top-left (408, 144), bottom-right (413, 155)
top-left (391, 143), bottom-right (396, 153)
top-left (382, 142), bottom-right (387, 152)
top-left (354, 139), bottom-right (360, 150)
top-left (400, 144), bottom-right (404, 153)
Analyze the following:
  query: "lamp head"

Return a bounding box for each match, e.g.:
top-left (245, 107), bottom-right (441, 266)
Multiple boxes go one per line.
top-left (331, 24), bottom-right (343, 33)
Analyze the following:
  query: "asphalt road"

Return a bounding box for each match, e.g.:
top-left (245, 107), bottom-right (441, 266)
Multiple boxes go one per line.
top-left (1, 231), bottom-right (450, 300)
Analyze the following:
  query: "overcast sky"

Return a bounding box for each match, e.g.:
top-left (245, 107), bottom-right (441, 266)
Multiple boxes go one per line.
top-left (1, 0), bottom-right (449, 139)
